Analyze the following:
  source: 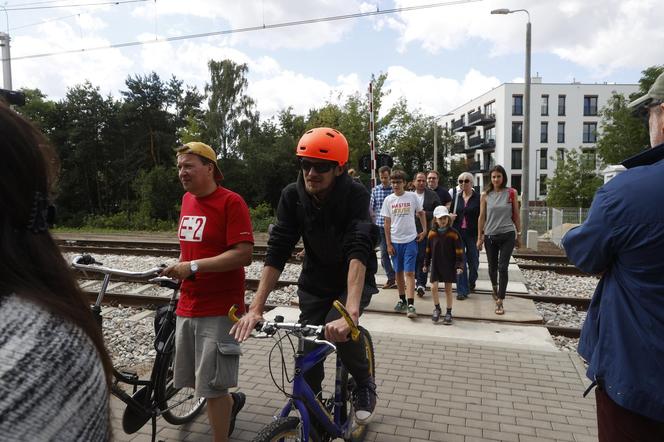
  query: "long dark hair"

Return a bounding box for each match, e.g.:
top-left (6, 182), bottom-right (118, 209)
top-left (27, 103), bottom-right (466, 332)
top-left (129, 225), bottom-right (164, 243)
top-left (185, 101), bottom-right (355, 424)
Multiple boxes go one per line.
top-left (485, 165), bottom-right (509, 193)
top-left (0, 102), bottom-right (112, 383)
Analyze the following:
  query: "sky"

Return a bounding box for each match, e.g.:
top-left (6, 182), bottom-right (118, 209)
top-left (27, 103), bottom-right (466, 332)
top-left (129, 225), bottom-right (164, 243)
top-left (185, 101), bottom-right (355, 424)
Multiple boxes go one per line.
top-left (2, 0), bottom-right (663, 120)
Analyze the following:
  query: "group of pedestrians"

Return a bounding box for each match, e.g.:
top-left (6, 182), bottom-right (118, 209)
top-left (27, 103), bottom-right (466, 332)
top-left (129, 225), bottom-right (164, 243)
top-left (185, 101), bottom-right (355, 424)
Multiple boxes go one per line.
top-left (371, 165), bottom-right (520, 323)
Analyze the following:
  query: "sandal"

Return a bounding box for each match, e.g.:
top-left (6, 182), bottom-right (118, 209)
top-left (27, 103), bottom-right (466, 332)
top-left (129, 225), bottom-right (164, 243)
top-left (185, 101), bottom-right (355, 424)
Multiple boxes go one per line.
top-left (495, 302), bottom-right (504, 315)
top-left (491, 285), bottom-right (499, 302)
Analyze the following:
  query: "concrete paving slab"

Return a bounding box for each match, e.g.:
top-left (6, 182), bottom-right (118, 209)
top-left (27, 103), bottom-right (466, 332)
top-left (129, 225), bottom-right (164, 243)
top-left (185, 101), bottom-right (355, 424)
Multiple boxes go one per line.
top-left (264, 306), bottom-right (555, 352)
top-left (374, 272), bottom-right (529, 294)
top-left (364, 290), bottom-right (542, 323)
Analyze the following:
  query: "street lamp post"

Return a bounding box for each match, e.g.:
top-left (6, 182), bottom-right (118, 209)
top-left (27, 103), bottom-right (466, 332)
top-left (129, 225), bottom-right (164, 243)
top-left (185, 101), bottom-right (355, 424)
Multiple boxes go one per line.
top-left (491, 8), bottom-right (531, 247)
top-left (433, 112), bottom-right (453, 174)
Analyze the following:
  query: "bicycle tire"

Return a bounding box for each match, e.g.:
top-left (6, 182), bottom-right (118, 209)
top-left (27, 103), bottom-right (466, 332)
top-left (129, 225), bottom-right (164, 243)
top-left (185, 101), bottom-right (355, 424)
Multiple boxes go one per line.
top-left (252, 416), bottom-right (312, 442)
top-left (156, 350), bottom-right (206, 425)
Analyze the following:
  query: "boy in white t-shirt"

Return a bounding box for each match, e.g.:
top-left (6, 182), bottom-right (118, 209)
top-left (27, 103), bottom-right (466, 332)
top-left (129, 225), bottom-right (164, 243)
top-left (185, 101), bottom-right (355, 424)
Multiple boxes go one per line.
top-left (381, 170), bottom-right (426, 318)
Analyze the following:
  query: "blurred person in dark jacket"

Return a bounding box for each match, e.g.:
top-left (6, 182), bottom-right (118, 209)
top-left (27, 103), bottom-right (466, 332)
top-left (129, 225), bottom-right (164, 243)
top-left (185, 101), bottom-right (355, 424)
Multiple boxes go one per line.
top-left (562, 71), bottom-right (664, 441)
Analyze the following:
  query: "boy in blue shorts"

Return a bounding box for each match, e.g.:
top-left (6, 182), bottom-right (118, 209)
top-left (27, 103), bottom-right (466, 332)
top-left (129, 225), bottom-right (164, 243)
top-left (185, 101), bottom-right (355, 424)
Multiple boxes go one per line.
top-left (381, 170), bottom-right (427, 318)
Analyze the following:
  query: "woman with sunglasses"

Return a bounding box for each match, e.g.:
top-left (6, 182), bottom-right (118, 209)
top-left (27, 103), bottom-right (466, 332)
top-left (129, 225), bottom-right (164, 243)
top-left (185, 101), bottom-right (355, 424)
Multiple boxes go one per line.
top-left (449, 172), bottom-right (480, 300)
top-left (476, 165), bottom-right (521, 315)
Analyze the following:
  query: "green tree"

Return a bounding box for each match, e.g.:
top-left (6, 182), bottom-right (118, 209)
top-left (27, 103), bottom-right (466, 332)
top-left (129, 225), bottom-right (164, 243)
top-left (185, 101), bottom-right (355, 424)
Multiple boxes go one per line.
top-left (205, 59), bottom-right (258, 159)
top-left (380, 98), bottom-right (433, 177)
top-left (632, 65), bottom-right (664, 99)
top-left (596, 93), bottom-right (649, 164)
top-left (546, 149), bottom-right (602, 207)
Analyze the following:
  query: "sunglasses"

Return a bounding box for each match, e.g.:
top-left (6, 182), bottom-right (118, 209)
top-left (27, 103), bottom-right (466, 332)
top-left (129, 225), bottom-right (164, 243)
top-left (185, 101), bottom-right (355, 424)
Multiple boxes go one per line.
top-left (299, 158), bottom-right (336, 174)
top-left (458, 179), bottom-right (471, 184)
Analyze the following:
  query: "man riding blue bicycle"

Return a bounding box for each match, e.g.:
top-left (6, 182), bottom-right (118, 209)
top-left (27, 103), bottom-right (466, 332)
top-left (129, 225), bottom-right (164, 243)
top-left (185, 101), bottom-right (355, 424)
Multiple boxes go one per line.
top-left (231, 127), bottom-right (379, 424)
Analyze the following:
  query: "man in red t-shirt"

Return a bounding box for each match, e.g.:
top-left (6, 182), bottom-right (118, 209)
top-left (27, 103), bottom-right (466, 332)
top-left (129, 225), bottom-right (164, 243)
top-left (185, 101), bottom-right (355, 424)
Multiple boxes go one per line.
top-left (162, 142), bottom-right (253, 442)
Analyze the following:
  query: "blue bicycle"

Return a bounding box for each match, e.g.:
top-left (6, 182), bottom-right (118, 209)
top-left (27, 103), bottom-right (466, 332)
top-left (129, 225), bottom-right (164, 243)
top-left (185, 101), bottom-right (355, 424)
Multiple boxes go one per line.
top-left (230, 301), bottom-right (374, 442)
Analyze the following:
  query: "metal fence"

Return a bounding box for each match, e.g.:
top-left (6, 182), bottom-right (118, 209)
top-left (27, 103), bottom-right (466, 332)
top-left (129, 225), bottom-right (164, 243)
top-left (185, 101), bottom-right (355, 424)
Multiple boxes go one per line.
top-left (526, 207), bottom-right (590, 246)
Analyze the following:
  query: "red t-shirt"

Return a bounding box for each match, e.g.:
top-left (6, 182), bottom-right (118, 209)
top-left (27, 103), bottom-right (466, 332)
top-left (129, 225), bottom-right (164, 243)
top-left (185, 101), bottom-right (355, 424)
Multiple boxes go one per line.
top-left (175, 187), bottom-right (254, 317)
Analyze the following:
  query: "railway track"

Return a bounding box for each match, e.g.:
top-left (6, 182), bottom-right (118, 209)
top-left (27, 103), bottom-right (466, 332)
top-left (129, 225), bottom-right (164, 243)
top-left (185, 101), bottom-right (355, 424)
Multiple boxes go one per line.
top-left (84, 291), bottom-right (581, 338)
top-left (76, 272), bottom-right (295, 290)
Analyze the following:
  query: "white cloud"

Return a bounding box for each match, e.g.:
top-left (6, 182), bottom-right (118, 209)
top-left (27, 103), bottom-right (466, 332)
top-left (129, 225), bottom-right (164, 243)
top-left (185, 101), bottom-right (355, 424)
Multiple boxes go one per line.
top-left (131, 0), bottom-right (362, 50)
top-left (11, 22), bottom-right (133, 99)
top-left (382, 66), bottom-right (501, 115)
top-left (387, 0), bottom-right (664, 75)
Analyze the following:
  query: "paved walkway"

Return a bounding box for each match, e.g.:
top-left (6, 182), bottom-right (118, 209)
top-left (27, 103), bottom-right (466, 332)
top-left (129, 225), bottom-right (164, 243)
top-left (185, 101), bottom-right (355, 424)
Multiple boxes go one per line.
top-left (110, 313), bottom-right (597, 441)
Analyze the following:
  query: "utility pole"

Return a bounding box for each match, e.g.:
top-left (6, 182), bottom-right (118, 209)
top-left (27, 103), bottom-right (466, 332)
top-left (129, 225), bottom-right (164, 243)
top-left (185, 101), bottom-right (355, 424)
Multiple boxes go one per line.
top-left (0, 32), bottom-right (12, 90)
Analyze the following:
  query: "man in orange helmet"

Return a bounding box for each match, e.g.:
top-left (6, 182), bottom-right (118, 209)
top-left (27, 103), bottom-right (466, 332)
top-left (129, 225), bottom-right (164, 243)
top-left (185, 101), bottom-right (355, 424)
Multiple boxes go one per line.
top-left (231, 127), bottom-right (379, 426)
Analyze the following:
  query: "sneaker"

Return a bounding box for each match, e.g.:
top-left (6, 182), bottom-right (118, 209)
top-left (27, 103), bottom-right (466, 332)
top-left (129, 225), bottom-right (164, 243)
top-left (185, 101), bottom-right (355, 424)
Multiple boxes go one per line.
top-left (394, 299), bottom-right (407, 313)
top-left (382, 279), bottom-right (396, 289)
top-left (443, 312), bottom-right (453, 325)
top-left (456, 293), bottom-right (465, 300)
top-left (229, 391), bottom-right (246, 436)
top-left (469, 283), bottom-right (476, 292)
top-left (352, 378), bottom-right (377, 425)
top-left (407, 305), bottom-right (417, 318)
top-left (416, 286), bottom-right (425, 297)
top-left (432, 308), bottom-right (441, 323)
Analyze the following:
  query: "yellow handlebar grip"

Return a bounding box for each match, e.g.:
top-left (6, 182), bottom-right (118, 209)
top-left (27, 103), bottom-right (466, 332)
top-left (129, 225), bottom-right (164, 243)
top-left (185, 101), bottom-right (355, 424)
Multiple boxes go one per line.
top-left (333, 300), bottom-right (360, 342)
top-left (228, 304), bottom-right (241, 323)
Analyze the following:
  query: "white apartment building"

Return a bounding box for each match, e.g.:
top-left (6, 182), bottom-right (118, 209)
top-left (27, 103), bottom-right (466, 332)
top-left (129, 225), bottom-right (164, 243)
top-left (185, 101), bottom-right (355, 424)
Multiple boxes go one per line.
top-left (440, 79), bottom-right (638, 203)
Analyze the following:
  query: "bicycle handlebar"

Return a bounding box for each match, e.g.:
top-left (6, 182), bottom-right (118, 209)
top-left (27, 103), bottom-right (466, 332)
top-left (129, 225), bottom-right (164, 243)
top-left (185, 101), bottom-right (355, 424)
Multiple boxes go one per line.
top-left (228, 300), bottom-right (360, 342)
top-left (71, 254), bottom-right (166, 281)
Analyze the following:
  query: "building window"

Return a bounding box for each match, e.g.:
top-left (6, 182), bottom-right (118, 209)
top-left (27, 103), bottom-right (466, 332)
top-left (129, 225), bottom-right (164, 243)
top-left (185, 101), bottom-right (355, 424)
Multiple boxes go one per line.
top-left (539, 148), bottom-right (548, 169)
top-left (558, 95), bottom-right (566, 116)
top-left (512, 122), bottom-right (523, 143)
top-left (556, 148), bottom-right (565, 165)
top-left (539, 174), bottom-right (548, 195)
top-left (540, 122), bottom-right (548, 143)
top-left (557, 122), bottom-right (565, 143)
top-left (485, 126), bottom-right (496, 144)
top-left (511, 148), bottom-right (522, 169)
top-left (581, 149), bottom-right (597, 169)
top-left (484, 101), bottom-right (495, 117)
top-left (541, 94), bottom-right (549, 116)
top-left (512, 95), bottom-right (523, 116)
top-left (512, 175), bottom-right (522, 194)
top-left (584, 95), bottom-right (598, 116)
top-left (583, 122), bottom-right (597, 143)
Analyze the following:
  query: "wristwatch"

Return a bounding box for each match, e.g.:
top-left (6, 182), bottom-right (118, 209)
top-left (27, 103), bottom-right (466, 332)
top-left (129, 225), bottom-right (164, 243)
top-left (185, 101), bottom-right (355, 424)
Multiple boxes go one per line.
top-left (189, 260), bottom-right (199, 274)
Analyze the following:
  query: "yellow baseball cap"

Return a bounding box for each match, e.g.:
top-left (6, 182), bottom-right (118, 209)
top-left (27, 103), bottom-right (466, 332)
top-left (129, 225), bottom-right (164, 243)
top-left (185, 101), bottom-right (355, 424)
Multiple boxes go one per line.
top-left (176, 142), bottom-right (223, 182)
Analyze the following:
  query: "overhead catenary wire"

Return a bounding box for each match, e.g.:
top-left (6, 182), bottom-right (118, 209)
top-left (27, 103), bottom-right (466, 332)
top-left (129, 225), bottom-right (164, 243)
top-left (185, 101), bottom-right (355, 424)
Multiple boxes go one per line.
top-left (9, 0), bottom-right (482, 61)
top-left (3, 0), bottom-right (148, 12)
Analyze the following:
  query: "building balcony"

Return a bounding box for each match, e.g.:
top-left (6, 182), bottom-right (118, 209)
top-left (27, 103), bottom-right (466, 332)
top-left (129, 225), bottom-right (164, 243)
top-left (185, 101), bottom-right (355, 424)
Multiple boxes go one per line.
top-left (451, 139), bottom-right (466, 154)
top-left (451, 118), bottom-right (474, 132)
top-left (466, 137), bottom-right (496, 152)
top-left (467, 160), bottom-right (481, 173)
top-left (468, 110), bottom-right (496, 126)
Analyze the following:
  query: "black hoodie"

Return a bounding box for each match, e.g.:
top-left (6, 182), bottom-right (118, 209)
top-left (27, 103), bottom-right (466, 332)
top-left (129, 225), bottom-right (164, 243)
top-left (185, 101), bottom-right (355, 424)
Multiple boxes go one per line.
top-left (265, 172), bottom-right (378, 297)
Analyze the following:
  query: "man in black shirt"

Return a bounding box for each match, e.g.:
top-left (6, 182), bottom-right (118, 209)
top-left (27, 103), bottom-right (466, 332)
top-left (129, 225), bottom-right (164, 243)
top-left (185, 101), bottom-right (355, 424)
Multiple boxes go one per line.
top-left (231, 127), bottom-right (378, 425)
top-left (427, 170), bottom-right (452, 208)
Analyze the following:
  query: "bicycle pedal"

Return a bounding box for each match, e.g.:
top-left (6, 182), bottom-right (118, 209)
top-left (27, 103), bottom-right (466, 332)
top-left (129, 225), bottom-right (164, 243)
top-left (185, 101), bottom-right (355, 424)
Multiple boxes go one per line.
top-left (119, 370), bottom-right (139, 381)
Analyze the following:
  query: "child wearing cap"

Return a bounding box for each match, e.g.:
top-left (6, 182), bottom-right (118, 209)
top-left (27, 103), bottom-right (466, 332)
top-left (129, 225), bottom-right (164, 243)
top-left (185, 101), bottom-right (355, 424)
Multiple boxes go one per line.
top-left (423, 206), bottom-right (464, 324)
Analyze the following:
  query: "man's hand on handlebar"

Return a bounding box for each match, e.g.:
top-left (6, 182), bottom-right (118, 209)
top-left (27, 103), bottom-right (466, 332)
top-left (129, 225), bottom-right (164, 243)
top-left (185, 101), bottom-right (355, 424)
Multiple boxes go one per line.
top-left (161, 262), bottom-right (193, 280)
top-left (325, 317), bottom-right (355, 343)
top-left (230, 309), bottom-right (263, 343)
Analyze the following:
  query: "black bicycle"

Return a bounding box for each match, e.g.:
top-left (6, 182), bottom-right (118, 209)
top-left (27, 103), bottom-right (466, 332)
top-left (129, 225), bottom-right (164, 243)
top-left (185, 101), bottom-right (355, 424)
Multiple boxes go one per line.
top-left (72, 255), bottom-right (206, 442)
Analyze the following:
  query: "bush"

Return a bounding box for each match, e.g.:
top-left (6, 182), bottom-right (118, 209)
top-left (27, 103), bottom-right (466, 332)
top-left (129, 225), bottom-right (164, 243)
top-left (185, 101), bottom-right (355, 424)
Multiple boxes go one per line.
top-left (250, 202), bottom-right (275, 232)
top-left (82, 211), bottom-right (176, 231)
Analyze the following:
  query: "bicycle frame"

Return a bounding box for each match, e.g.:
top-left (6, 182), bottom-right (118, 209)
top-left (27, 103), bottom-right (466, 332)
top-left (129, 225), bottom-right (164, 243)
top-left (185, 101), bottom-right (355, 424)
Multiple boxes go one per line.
top-left (71, 255), bottom-right (185, 433)
top-left (277, 334), bottom-right (354, 440)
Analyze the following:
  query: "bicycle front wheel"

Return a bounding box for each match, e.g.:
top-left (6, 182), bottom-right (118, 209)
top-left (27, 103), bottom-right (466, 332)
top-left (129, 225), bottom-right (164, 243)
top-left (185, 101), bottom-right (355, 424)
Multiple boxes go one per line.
top-left (156, 350), bottom-right (206, 424)
top-left (252, 416), bottom-right (314, 442)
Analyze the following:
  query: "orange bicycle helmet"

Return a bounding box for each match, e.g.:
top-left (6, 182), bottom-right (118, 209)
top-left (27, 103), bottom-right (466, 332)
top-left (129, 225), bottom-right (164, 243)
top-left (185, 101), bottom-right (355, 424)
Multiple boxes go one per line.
top-left (296, 127), bottom-right (349, 166)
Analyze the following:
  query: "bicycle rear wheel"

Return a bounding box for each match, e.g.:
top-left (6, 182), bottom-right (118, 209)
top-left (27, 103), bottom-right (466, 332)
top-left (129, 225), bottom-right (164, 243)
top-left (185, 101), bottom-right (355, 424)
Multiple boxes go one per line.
top-left (156, 350), bottom-right (206, 424)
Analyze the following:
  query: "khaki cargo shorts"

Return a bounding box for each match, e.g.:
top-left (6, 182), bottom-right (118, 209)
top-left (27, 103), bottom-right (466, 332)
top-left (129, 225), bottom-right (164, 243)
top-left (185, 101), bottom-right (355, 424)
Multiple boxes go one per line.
top-left (174, 315), bottom-right (242, 399)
